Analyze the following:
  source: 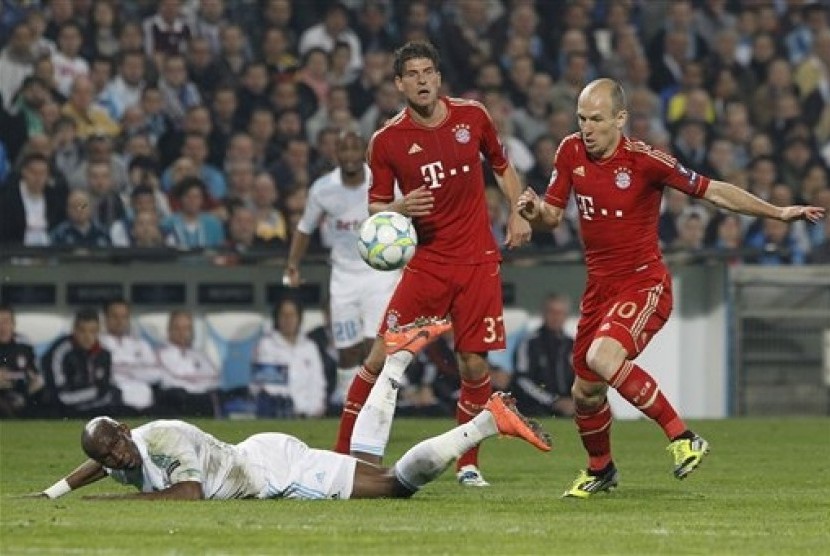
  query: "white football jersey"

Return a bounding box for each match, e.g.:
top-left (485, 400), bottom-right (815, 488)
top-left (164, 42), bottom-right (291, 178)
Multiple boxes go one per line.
top-left (297, 165), bottom-right (384, 273)
top-left (107, 420), bottom-right (270, 499)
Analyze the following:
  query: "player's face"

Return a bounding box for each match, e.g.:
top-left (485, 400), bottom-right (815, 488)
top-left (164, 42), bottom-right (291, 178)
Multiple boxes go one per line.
top-left (577, 90), bottom-right (625, 159)
top-left (395, 57), bottom-right (441, 109)
top-left (336, 135), bottom-right (364, 176)
top-left (97, 426), bottom-right (142, 469)
top-left (0, 310), bottom-right (14, 342)
top-left (72, 320), bottom-right (99, 351)
top-left (105, 303), bottom-right (131, 336)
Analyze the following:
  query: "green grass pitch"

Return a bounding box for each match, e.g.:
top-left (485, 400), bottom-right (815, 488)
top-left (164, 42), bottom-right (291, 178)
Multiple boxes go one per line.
top-left (1, 417), bottom-right (828, 555)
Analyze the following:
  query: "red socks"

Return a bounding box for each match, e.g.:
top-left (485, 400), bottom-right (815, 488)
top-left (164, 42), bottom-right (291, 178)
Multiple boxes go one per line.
top-left (575, 400), bottom-right (613, 472)
top-left (610, 361), bottom-right (686, 440)
top-left (333, 366), bottom-right (376, 454)
top-left (455, 374), bottom-right (492, 470)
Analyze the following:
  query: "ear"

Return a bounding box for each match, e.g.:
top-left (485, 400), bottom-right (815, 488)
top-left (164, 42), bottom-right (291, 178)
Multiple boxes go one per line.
top-left (616, 109), bottom-right (628, 130)
top-left (394, 75), bottom-right (404, 94)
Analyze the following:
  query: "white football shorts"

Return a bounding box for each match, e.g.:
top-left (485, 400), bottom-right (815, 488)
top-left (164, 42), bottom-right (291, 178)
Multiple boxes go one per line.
top-left (240, 433), bottom-right (356, 500)
top-left (329, 267), bottom-right (400, 349)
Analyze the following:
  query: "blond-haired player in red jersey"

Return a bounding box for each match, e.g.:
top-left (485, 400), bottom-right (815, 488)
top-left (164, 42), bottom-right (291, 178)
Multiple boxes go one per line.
top-left (333, 41), bottom-right (532, 487)
top-left (518, 78), bottom-right (825, 498)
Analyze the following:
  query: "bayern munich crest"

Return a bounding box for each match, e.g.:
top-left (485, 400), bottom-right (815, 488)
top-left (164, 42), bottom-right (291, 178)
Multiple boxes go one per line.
top-left (614, 167), bottom-right (632, 189)
top-left (453, 123), bottom-right (471, 144)
top-left (386, 310), bottom-right (400, 330)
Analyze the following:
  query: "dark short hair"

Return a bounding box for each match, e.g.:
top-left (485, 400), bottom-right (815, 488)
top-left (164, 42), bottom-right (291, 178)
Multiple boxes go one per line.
top-left (393, 41), bottom-right (440, 78)
top-left (21, 152), bottom-right (49, 168)
top-left (118, 49), bottom-right (145, 65)
top-left (74, 308), bottom-right (100, 325)
top-left (174, 176), bottom-right (208, 199)
top-left (19, 75), bottom-right (50, 91)
top-left (103, 298), bottom-right (129, 314)
top-left (130, 184), bottom-right (154, 198)
top-left (128, 155), bottom-right (157, 173)
top-left (272, 296), bottom-right (303, 329)
top-left (58, 21), bottom-right (83, 36)
top-left (326, 1), bottom-right (350, 17)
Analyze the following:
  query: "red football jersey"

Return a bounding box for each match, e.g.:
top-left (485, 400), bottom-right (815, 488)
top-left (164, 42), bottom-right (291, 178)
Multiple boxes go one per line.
top-left (367, 97), bottom-right (508, 264)
top-left (544, 134), bottom-right (711, 278)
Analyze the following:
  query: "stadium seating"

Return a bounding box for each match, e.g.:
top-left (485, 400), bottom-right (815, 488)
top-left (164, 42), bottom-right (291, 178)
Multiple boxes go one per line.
top-left (203, 311), bottom-right (266, 391)
top-left (135, 312), bottom-right (172, 348)
top-left (300, 308), bottom-right (325, 336)
top-left (14, 312), bottom-right (71, 359)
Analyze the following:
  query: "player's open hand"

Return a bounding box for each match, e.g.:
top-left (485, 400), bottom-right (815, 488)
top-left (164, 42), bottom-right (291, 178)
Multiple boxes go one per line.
top-left (780, 205), bottom-right (826, 223)
top-left (516, 188), bottom-right (541, 221)
top-left (400, 186), bottom-right (434, 217)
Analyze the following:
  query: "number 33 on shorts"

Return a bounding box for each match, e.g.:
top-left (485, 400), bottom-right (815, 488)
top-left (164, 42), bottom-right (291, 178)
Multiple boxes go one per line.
top-left (482, 315), bottom-right (504, 344)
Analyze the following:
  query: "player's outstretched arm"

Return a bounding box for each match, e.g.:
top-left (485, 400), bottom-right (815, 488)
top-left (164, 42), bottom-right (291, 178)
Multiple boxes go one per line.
top-left (38, 459), bottom-right (107, 499)
top-left (283, 229), bottom-right (312, 287)
top-left (517, 188), bottom-right (564, 229)
top-left (704, 180), bottom-right (827, 222)
top-left (494, 165), bottom-right (532, 249)
top-left (83, 480), bottom-right (205, 500)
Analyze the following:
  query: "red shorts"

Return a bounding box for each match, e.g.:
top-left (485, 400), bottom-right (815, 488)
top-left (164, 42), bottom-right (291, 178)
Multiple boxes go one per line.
top-left (378, 258), bottom-right (506, 353)
top-left (572, 268), bottom-right (673, 381)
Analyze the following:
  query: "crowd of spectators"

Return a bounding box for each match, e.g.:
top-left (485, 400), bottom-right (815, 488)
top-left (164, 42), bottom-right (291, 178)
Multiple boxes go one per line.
top-left (4, 0), bottom-right (830, 419)
top-left (0, 0), bottom-right (828, 264)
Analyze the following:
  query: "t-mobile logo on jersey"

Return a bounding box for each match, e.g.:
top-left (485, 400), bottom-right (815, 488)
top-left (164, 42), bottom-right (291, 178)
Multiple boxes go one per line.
top-left (420, 161), bottom-right (471, 189)
top-left (576, 194), bottom-right (624, 220)
top-left (576, 194), bottom-right (595, 220)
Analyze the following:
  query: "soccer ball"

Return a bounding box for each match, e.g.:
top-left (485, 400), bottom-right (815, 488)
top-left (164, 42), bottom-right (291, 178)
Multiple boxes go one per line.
top-left (357, 211), bottom-right (417, 271)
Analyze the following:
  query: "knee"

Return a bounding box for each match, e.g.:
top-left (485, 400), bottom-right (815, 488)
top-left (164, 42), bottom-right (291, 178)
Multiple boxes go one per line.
top-left (571, 383), bottom-right (606, 410)
top-left (585, 350), bottom-right (613, 378)
top-left (585, 341), bottom-right (625, 380)
top-left (457, 352), bottom-right (488, 381)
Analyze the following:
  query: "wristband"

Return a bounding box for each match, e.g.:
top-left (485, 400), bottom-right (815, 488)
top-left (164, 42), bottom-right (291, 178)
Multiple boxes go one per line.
top-left (44, 478), bottom-right (71, 499)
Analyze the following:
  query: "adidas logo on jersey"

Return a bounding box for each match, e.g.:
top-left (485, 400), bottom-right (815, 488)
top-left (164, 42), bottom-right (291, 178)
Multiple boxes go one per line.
top-left (574, 166), bottom-right (585, 176)
top-left (408, 143), bottom-right (423, 154)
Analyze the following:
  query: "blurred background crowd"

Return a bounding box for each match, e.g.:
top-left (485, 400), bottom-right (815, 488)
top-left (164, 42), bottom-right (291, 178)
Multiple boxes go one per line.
top-left (2, 0), bottom-right (830, 420)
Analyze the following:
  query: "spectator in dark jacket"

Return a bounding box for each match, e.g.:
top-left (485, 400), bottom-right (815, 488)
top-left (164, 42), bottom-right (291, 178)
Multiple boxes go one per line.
top-left (511, 294), bottom-right (576, 417)
top-left (50, 189), bottom-right (112, 248)
top-left (0, 153), bottom-right (66, 246)
top-left (0, 304), bottom-right (44, 418)
top-left (41, 308), bottom-right (120, 417)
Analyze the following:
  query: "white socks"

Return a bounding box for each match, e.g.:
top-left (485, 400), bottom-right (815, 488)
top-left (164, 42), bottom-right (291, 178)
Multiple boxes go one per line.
top-left (393, 411), bottom-right (498, 491)
top-left (350, 351), bottom-right (413, 457)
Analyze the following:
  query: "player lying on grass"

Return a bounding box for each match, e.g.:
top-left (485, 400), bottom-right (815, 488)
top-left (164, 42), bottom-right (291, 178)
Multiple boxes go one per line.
top-left (37, 391), bottom-right (550, 500)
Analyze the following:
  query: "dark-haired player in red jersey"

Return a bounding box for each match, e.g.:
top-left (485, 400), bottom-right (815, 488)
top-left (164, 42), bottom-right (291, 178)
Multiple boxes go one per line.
top-left (333, 41), bottom-right (532, 487)
top-left (518, 78), bottom-right (826, 498)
